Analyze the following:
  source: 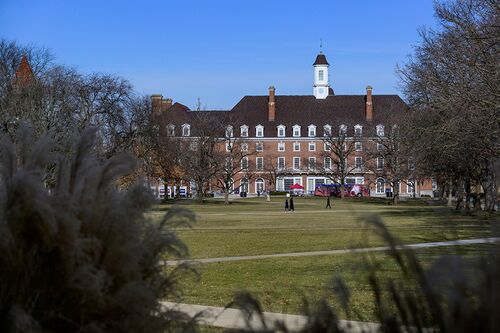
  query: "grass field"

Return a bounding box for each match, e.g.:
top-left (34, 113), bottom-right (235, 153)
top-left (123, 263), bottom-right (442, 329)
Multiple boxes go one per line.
top-left (153, 196), bottom-right (497, 321)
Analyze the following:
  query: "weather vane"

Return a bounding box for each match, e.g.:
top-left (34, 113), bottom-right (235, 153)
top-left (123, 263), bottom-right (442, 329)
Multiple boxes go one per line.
top-left (320, 38), bottom-right (323, 53)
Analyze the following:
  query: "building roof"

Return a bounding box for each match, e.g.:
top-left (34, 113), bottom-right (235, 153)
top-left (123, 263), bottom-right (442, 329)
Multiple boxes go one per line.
top-left (313, 53), bottom-right (329, 66)
top-left (161, 94), bottom-right (408, 137)
top-left (15, 55), bottom-right (34, 86)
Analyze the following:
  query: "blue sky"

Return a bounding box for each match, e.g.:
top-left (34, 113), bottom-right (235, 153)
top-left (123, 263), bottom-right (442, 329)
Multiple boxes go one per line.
top-left (1, 0), bottom-right (437, 109)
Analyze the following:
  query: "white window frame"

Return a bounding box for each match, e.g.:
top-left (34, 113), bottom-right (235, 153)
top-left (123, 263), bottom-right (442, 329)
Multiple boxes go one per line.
top-left (278, 141), bottom-right (285, 152)
top-left (226, 142), bottom-right (232, 152)
top-left (277, 125), bottom-right (286, 137)
top-left (256, 142), bottom-right (263, 152)
top-left (324, 156), bottom-right (331, 170)
top-left (293, 157), bottom-right (301, 170)
top-left (240, 125), bottom-right (249, 137)
top-left (293, 125), bottom-right (301, 137)
top-left (324, 142), bottom-right (331, 151)
top-left (225, 125), bottom-right (233, 138)
top-left (293, 142), bottom-right (300, 152)
top-left (355, 141), bottom-right (362, 151)
top-left (376, 178), bottom-right (385, 194)
top-left (308, 141), bottom-right (316, 151)
top-left (241, 157), bottom-right (248, 170)
top-left (354, 125), bottom-right (363, 136)
top-left (308, 157), bottom-right (316, 170)
top-left (376, 124), bottom-right (385, 137)
top-left (278, 157), bottom-right (285, 170)
top-left (308, 125), bottom-right (316, 137)
top-left (355, 157), bottom-right (362, 169)
top-left (256, 157), bottom-right (264, 171)
top-left (339, 124), bottom-right (347, 136)
top-left (318, 70), bottom-right (324, 81)
top-left (377, 157), bottom-right (384, 170)
top-left (167, 124), bottom-right (175, 136)
top-left (323, 124), bottom-right (331, 137)
top-left (241, 142), bottom-right (248, 152)
top-left (181, 124), bottom-right (190, 137)
top-left (256, 125), bottom-right (264, 138)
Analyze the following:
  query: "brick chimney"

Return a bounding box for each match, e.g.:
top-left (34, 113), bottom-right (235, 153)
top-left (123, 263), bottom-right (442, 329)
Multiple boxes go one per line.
top-left (151, 94), bottom-right (163, 114)
top-left (365, 86), bottom-right (373, 122)
top-left (268, 86), bottom-right (276, 122)
top-left (162, 98), bottom-right (173, 111)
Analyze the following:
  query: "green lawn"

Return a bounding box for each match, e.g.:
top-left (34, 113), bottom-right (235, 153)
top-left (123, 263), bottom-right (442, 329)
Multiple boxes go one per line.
top-left (153, 196), bottom-right (497, 321)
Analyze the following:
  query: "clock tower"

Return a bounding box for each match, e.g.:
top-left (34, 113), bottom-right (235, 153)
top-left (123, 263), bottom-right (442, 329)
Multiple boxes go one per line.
top-left (313, 52), bottom-right (330, 99)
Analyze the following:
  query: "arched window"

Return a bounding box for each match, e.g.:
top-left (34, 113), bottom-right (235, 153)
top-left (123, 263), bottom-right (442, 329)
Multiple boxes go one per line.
top-left (292, 125), bottom-right (301, 137)
top-left (240, 125), bottom-right (249, 137)
top-left (225, 125), bottom-right (233, 138)
top-left (323, 124), bottom-right (331, 136)
top-left (167, 124), bottom-right (175, 136)
top-left (354, 124), bottom-right (363, 136)
top-left (277, 124), bottom-right (286, 137)
top-left (308, 125), bottom-right (316, 137)
top-left (376, 178), bottom-right (385, 194)
top-left (240, 178), bottom-right (249, 193)
top-left (255, 125), bottom-right (264, 138)
top-left (181, 124), bottom-right (190, 137)
top-left (376, 124), bottom-right (385, 137)
top-left (255, 178), bottom-right (265, 194)
top-left (339, 124), bottom-right (347, 136)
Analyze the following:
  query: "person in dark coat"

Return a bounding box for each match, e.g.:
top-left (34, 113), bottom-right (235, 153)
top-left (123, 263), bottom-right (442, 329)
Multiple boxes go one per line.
top-left (285, 198), bottom-right (289, 212)
top-left (326, 196), bottom-right (331, 209)
top-left (289, 197), bottom-right (295, 212)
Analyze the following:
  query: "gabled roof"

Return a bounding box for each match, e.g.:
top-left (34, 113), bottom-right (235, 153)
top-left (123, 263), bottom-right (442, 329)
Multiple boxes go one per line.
top-left (313, 53), bottom-right (329, 66)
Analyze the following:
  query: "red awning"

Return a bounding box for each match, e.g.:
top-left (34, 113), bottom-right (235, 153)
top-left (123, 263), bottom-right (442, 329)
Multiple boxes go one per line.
top-left (290, 183), bottom-right (304, 189)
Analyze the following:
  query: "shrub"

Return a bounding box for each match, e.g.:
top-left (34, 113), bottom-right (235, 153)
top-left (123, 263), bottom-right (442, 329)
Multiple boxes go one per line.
top-left (0, 126), bottom-right (196, 333)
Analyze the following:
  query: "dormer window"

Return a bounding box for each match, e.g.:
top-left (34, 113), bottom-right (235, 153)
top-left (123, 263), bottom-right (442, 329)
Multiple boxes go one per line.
top-left (181, 124), bottom-right (190, 137)
top-left (323, 124), bottom-right (331, 136)
top-left (277, 125), bottom-right (286, 137)
top-left (256, 125), bottom-right (264, 137)
top-left (225, 125), bottom-right (233, 138)
top-left (308, 125), bottom-right (316, 137)
top-left (240, 125), bottom-right (249, 137)
top-left (167, 124), bottom-right (175, 136)
top-left (376, 124), bottom-right (385, 136)
top-left (354, 125), bottom-right (363, 136)
top-left (293, 125), bottom-right (301, 137)
top-left (339, 124), bottom-right (347, 136)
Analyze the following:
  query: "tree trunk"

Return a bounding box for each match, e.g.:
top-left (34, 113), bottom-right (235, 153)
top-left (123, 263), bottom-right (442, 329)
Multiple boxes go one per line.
top-left (447, 179), bottom-right (453, 207)
top-left (393, 181), bottom-right (399, 205)
top-left (340, 183), bottom-right (345, 199)
top-left (196, 180), bottom-right (204, 203)
top-left (224, 190), bottom-right (229, 204)
top-left (473, 184), bottom-right (482, 211)
top-left (464, 176), bottom-right (471, 211)
top-left (455, 179), bottom-right (464, 210)
top-left (481, 158), bottom-right (497, 212)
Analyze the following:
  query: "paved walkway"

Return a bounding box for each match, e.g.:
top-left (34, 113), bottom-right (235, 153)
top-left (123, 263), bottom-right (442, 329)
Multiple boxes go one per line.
top-left (165, 237), bottom-right (500, 265)
top-left (162, 301), bottom-right (380, 332)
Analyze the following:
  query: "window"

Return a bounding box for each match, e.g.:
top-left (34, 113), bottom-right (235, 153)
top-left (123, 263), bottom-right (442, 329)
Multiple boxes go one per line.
top-left (225, 158), bottom-right (232, 171)
top-left (293, 157), bottom-right (301, 170)
top-left (240, 125), bottom-right (248, 137)
top-left (308, 125), bottom-right (316, 137)
top-left (324, 156), bottom-right (331, 170)
top-left (167, 124), bottom-right (175, 136)
top-left (377, 143), bottom-right (383, 151)
top-left (181, 124), bottom-right (190, 137)
top-left (377, 157), bottom-right (384, 170)
top-left (339, 124), bottom-right (347, 136)
top-left (225, 125), bottom-right (233, 138)
top-left (256, 125), bottom-right (264, 137)
top-left (278, 141), bottom-right (285, 152)
top-left (318, 70), bottom-right (324, 81)
top-left (241, 157), bottom-right (248, 169)
top-left (190, 141), bottom-right (197, 151)
top-left (241, 143), bottom-right (248, 152)
top-left (354, 125), bottom-right (362, 136)
top-left (324, 142), bottom-right (331, 151)
top-left (225, 142), bottom-right (232, 152)
top-left (355, 157), bottom-right (363, 169)
top-left (323, 124), bottom-right (331, 136)
top-left (255, 178), bottom-right (265, 194)
top-left (293, 125), bottom-right (301, 137)
top-left (308, 142), bottom-right (316, 151)
top-left (376, 178), bottom-right (385, 194)
top-left (256, 157), bottom-right (263, 171)
top-left (278, 157), bottom-right (285, 170)
top-left (355, 141), bottom-right (362, 151)
top-left (277, 125), bottom-right (286, 137)
top-left (376, 124), bottom-right (385, 136)
top-left (256, 142), bottom-right (263, 152)
top-left (308, 157), bottom-right (316, 170)
top-left (293, 142), bottom-right (300, 151)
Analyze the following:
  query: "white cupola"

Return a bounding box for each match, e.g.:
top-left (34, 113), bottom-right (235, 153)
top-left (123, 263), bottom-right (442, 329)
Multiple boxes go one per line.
top-left (313, 52), bottom-right (331, 99)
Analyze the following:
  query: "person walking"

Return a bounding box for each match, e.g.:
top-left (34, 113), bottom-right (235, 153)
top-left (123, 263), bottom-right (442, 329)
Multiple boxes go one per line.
top-left (289, 197), bottom-right (295, 212)
top-left (325, 196), bottom-right (331, 209)
top-left (285, 198), bottom-right (289, 212)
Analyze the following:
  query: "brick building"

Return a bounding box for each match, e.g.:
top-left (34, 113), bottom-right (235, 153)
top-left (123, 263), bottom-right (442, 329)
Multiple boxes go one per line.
top-left (152, 52), bottom-right (434, 198)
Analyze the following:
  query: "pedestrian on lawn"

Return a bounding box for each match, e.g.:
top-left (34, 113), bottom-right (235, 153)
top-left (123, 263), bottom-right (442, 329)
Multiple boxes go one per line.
top-left (285, 198), bottom-right (289, 212)
top-left (290, 197), bottom-right (295, 212)
top-left (326, 196), bottom-right (331, 209)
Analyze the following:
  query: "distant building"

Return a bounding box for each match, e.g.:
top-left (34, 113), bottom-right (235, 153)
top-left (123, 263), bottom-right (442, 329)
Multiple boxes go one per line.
top-left (152, 52), bottom-right (434, 198)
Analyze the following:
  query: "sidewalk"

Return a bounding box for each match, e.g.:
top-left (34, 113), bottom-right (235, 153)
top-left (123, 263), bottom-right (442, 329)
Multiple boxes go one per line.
top-left (162, 301), bottom-right (380, 332)
top-left (165, 237), bottom-right (500, 265)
